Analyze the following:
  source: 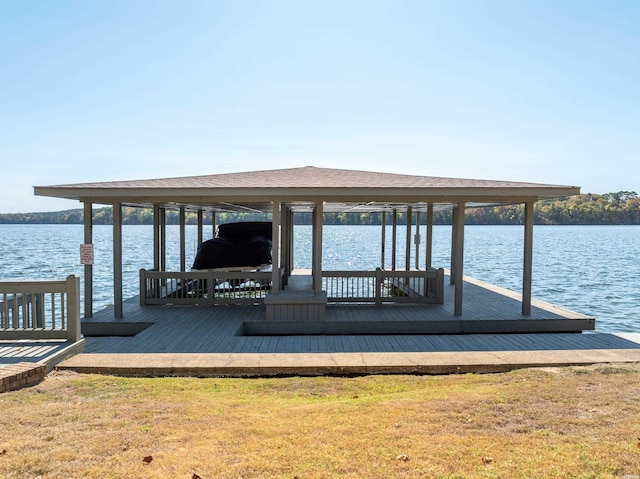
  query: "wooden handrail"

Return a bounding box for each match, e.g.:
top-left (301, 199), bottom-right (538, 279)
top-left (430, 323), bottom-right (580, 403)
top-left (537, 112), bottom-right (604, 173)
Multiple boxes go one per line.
top-left (0, 275), bottom-right (81, 341)
top-left (139, 268), bottom-right (444, 306)
top-left (140, 269), bottom-right (277, 306)
top-left (321, 268), bottom-right (444, 304)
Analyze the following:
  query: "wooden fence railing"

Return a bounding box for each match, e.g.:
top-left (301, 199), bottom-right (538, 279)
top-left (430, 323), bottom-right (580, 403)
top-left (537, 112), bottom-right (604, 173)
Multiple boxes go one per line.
top-left (139, 267), bottom-right (444, 307)
top-left (322, 268), bottom-right (444, 305)
top-left (139, 269), bottom-right (277, 306)
top-left (0, 275), bottom-right (81, 341)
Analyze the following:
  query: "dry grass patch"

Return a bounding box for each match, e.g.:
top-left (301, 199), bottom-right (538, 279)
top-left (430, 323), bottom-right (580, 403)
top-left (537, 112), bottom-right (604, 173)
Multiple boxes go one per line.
top-left (1, 364), bottom-right (640, 478)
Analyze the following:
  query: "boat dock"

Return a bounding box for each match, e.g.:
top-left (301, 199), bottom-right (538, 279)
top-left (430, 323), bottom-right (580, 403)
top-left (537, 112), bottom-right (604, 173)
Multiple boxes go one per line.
top-left (52, 275), bottom-right (640, 376)
top-left (2, 274), bottom-right (640, 380)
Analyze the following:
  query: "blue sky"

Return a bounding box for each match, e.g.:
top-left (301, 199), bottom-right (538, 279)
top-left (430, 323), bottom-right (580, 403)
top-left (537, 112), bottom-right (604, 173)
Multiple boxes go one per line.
top-left (1, 0), bottom-right (638, 213)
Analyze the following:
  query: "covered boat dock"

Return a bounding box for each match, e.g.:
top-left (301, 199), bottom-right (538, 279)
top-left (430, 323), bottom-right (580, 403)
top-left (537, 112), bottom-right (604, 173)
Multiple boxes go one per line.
top-left (34, 166), bottom-right (593, 336)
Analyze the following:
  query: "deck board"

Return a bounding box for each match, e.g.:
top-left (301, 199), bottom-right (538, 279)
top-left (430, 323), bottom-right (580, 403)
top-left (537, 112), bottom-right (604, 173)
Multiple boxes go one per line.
top-left (74, 274), bottom-right (605, 356)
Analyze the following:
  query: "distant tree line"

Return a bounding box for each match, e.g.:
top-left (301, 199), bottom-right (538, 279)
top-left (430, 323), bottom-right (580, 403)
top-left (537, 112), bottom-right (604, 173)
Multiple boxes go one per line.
top-left (1, 191), bottom-right (638, 225)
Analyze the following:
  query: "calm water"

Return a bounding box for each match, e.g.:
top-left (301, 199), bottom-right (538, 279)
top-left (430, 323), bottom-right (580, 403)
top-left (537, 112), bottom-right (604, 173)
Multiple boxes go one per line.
top-left (0, 224), bottom-right (638, 332)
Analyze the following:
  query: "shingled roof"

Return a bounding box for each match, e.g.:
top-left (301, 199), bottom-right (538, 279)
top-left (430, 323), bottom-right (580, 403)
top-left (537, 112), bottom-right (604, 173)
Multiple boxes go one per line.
top-left (34, 166), bottom-right (580, 212)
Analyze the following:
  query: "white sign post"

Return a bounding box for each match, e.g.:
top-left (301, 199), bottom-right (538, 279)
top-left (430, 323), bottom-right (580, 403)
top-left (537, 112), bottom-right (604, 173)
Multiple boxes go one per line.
top-left (80, 244), bottom-right (94, 265)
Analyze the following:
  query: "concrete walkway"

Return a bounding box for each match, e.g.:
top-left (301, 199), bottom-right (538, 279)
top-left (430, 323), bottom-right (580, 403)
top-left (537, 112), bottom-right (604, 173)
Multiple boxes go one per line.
top-left (58, 333), bottom-right (640, 377)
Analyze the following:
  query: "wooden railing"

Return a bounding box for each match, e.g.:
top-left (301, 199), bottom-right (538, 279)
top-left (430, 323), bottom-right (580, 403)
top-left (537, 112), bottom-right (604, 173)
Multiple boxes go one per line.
top-left (140, 269), bottom-right (279, 306)
top-left (140, 268), bottom-right (444, 307)
top-left (322, 270), bottom-right (378, 303)
top-left (0, 275), bottom-right (81, 341)
top-left (322, 268), bottom-right (444, 305)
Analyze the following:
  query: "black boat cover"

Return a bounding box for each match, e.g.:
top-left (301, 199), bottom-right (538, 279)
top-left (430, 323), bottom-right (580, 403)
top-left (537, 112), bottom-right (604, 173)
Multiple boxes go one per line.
top-left (192, 222), bottom-right (273, 270)
top-left (217, 221), bottom-right (272, 242)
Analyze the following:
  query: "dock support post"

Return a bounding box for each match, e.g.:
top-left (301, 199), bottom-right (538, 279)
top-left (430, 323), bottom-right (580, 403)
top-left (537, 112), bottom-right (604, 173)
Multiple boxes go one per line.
top-left (281, 205), bottom-right (289, 279)
top-left (271, 202), bottom-right (281, 292)
top-left (381, 211), bottom-right (386, 269)
top-left (405, 206), bottom-right (412, 271)
top-left (426, 203), bottom-right (433, 269)
top-left (289, 207), bottom-right (295, 277)
top-left (113, 202), bottom-right (123, 318)
top-left (284, 207), bottom-right (294, 279)
top-left (453, 202), bottom-right (465, 316)
top-left (415, 211), bottom-right (421, 269)
top-left (179, 207), bottom-right (186, 272)
top-left (392, 210), bottom-right (397, 271)
top-left (286, 206), bottom-right (295, 279)
top-left (83, 201), bottom-right (93, 319)
top-left (522, 201), bottom-right (534, 315)
top-left (450, 207), bottom-right (458, 285)
top-left (312, 201), bottom-right (324, 294)
top-left (153, 205), bottom-right (160, 270)
top-left (160, 207), bottom-right (166, 272)
top-left (197, 210), bottom-right (203, 245)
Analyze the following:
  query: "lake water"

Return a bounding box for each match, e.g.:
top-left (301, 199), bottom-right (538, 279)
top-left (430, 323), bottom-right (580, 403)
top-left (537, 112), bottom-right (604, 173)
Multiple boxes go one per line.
top-left (0, 224), bottom-right (638, 332)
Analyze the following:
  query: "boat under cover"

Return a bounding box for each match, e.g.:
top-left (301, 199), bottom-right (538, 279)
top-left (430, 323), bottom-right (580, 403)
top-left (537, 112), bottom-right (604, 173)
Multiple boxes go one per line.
top-left (191, 222), bottom-right (272, 270)
top-left (217, 221), bottom-right (272, 242)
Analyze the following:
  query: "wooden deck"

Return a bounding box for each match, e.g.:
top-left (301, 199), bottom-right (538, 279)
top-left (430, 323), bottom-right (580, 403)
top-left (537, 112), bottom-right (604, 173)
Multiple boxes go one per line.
top-left (9, 276), bottom-right (639, 377)
top-left (75, 274), bottom-right (602, 355)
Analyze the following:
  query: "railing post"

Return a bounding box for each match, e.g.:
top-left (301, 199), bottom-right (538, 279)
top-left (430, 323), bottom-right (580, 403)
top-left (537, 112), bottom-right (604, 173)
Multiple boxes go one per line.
top-left (422, 269), bottom-right (428, 297)
top-left (66, 275), bottom-right (81, 342)
top-left (209, 270), bottom-right (215, 307)
top-left (12, 294), bottom-right (19, 328)
top-left (35, 293), bottom-right (44, 328)
top-left (140, 269), bottom-right (147, 306)
top-left (0, 294), bottom-right (6, 328)
top-left (375, 268), bottom-right (382, 306)
top-left (436, 268), bottom-right (444, 304)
